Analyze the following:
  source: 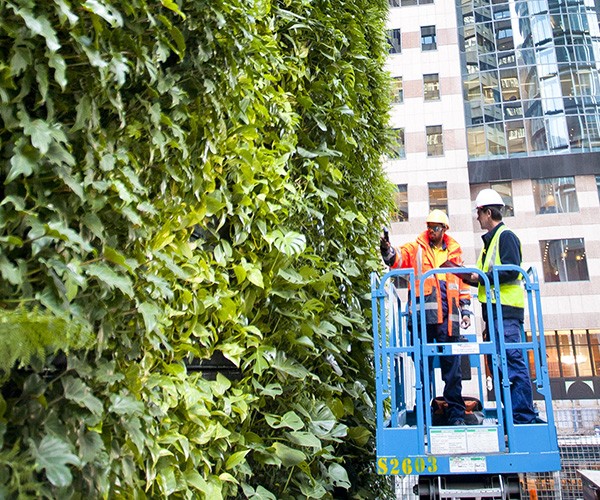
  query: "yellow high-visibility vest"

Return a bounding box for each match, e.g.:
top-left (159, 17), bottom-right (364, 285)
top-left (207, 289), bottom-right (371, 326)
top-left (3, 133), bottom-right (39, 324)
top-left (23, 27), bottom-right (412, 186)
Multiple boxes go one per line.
top-left (476, 225), bottom-right (524, 308)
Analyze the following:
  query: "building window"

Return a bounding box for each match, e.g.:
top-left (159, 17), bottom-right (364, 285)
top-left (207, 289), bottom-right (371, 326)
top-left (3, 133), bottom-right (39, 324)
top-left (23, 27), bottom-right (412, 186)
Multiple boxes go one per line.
top-left (390, 128), bottom-right (406, 159)
top-left (426, 125), bottom-right (443, 156)
top-left (428, 181), bottom-right (447, 212)
top-left (533, 177), bottom-right (579, 214)
top-left (489, 181), bottom-right (514, 217)
top-left (389, 0), bottom-right (401, 6)
top-left (392, 184), bottom-right (408, 222)
top-left (388, 29), bottom-right (402, 54)
top-left (424, 73), bottom-right (440, 101)
top-left (391, 77), bottom-right (403, 104)
top-left (540, 238), bottom-right (589, 283)
top-left (528, 329), bottom-right (600, 383)
top-left (421, 26), bottom-right (437, 51)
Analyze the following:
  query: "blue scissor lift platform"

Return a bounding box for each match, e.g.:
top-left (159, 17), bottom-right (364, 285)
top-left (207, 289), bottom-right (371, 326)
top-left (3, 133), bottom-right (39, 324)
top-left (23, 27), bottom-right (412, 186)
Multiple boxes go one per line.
top-left (371, 265), bottom-right (560, 498)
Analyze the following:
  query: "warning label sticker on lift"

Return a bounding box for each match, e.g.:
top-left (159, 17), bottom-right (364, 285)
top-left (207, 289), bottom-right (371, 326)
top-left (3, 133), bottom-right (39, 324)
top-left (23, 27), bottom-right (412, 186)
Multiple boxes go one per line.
top-left (451, 343), bottom-right (479, 355)
top-left (449, 456), bottom-right (487, 473)
top-left (430, 427), bottom-right (498, 454)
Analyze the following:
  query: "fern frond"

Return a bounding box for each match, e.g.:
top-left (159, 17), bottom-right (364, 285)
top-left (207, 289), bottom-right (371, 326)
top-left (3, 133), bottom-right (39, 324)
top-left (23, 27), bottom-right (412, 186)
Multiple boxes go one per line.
top-left (0, 308), bottom-right (93, 372)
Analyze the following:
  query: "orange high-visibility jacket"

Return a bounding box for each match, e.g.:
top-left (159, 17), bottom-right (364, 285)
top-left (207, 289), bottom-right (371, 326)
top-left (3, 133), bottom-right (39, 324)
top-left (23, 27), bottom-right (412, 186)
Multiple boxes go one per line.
top-left (388, 231), bottom-right (470, 337)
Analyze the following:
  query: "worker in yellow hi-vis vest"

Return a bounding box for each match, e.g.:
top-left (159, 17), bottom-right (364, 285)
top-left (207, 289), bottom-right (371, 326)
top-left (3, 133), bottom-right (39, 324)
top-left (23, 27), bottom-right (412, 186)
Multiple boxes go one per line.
top-left (469, 189), bottom-right (538, 425)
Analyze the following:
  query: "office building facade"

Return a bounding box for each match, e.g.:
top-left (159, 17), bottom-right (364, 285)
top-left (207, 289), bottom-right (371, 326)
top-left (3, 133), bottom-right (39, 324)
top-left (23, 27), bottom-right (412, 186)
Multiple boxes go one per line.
top-left (384, 0), bottom-right (600, 404)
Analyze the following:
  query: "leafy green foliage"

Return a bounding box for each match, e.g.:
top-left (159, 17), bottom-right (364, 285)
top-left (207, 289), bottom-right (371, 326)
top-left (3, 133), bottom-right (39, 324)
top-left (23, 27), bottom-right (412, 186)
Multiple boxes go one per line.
top-left (0, 0), bottom-right (395, 498)
top-left (0, 308), bottom-right (92, 372)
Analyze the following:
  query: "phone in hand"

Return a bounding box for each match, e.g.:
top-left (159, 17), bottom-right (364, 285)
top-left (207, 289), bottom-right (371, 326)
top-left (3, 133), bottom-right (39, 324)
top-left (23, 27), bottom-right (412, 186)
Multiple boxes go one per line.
top-left (383, 227), bottom-right (390, 242)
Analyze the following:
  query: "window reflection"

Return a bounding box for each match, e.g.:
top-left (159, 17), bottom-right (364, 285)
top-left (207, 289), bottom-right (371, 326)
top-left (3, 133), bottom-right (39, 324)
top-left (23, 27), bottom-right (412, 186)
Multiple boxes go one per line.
top-left (392, 184), bottom-right (408, 222)
top-left (532, 330), bottom-right (600, 382)
top-left (506, 120), bottom-right (527, 153)
top-left (428, 181), bottom-right (448, 212)
top-left (460, 0), bottom-right (600, 159)
top-left (558, 332), bottom-right (576, 377)
top-left (532, 176), bottom-right (579, 213)
top-left (424, 73), bottom-right (440, 100)
top-left (426, 126), bottom-right (444, 156)
top-left (546, 115), bottom-right (569, 150)
top-left (539, 238), bottom-right (589, 282)
top-left (390, 128), bottom-right (406, 159)
top-left (391, 77), bottom-right (404, 104)
top-left (487, 122), bottom-right (507, 154)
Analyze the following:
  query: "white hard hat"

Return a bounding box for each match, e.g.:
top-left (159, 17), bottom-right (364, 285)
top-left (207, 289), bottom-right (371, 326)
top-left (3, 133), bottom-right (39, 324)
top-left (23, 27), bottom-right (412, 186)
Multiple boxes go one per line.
top-left (475, 188), bottom-right (505, 208)
top-left (426, 209), bottom-right (449, 228)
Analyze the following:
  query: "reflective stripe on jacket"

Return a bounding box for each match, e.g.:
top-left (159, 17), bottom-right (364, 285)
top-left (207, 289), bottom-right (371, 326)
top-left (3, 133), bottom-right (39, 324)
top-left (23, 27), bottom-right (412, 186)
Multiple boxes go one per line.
top-left (389, 231), bottom-right (470, 337)
top-left (476, 225), bottom-right (524, 309)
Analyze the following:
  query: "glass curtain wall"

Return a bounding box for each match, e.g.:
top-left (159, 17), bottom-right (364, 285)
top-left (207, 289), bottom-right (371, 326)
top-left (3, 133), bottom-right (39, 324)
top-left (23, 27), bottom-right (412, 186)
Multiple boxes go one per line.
top-left (458, 0), bottom-right (600, 159)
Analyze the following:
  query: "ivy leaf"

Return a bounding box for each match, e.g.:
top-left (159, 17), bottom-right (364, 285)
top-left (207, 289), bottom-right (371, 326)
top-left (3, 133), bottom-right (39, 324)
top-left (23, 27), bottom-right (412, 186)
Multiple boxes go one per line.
top-left (18, 9), bottom-right (60, 51)
top-left (347, 426), bottom-right (371, 446)
top-left (23, 119), bottom-right (53, 154)
top-left (109, 393), bottom-right (144, 416)
top-left (252, 380), bottom-right (282, 397)
top-left (184, 470), bottom-right (208, 491)
top-left (211, 373), bottom-right (231, 396)
top-left (103, 246), bottom-right (129, 268)
top-left (272, 442), bottom-right (306, 467)
top-left (7, 148), bottom-right (37, 182)
top-left (54, 0), bottom-right (79, 24)
top-left (10, 46), bottom-right (30, 76)
top-left (246, 267), bottom-right (264, 288)
top-left (225, 449), bottom-right (249, 470)
top-left (327, 463), bottom-right (351, 488)
top-left (139, 302), bottom-right (161, 332)
top-left (287, 431), bottom-right (322, 449)
top-left (32, 435), bottom-right (81, 487)
top-left (62, 376), bottom-right (104, 415)
top-left (0, 255), bottom-right (22, 285)
top-left (272, 351), bottom-right (311, 380)
top-left (299, 480), bottom-right (327, 498)
top-left (48, 52), bottom-right (67, 88)
top-left (83, 0), bottom-right (123, 27)
top-left (46, 220), bottom-right (93, 252)
top-left (277, 267), bottom-right (305, 284)
top-left (296, 146), bottom-right (318, 158)
top-left (307, 404), bottom-right (348, 440)
top-left (233, 264), bottom-right (247, 284)
top-left (244, 485), bottom-right (277, 500)
top-left (78, 431), bottom-right (104, 465)
top-left (161, 0), bottom-right (187, 19)
top-left (86, 263), bottom-right (133, 297)
top-left (265, 411), bottom-right (304, 431)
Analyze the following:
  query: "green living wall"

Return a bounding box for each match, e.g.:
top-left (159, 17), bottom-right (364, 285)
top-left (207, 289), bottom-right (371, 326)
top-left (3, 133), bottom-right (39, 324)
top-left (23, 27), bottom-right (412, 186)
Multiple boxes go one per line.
top-left (0, 0), bottom-right (394, 498)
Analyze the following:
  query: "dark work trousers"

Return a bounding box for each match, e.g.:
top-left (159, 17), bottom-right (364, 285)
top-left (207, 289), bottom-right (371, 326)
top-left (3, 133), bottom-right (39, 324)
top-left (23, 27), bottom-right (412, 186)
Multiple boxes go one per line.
top-left (500, 318), bottom-right (537, 424)
top-left (483, 319), bottom-right (537, 424)
top-left (426, 321), bottom-right (465, 422)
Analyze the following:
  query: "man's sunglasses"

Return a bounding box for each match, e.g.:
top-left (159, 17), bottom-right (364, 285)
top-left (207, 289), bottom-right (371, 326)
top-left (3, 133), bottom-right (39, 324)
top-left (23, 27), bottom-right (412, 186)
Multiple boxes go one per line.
top-left (427, 225), bottom-right (444, 233)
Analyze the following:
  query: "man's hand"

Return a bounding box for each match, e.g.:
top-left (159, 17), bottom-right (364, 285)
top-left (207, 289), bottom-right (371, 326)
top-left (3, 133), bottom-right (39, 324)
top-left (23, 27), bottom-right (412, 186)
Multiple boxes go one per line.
top-left (380, 236), bottom-right (391, 254)
top-left (379, 236), bottom-right (396, 266)
top-left (460, 314), bottom-right (471, 329)
top-left (469, 272), bottom-right (479, 284)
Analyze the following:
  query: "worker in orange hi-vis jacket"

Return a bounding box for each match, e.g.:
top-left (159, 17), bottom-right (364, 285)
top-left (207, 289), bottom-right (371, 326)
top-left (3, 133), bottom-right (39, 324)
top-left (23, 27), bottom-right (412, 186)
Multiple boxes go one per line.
top-left (380, 210), bottom-right (472, 425)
